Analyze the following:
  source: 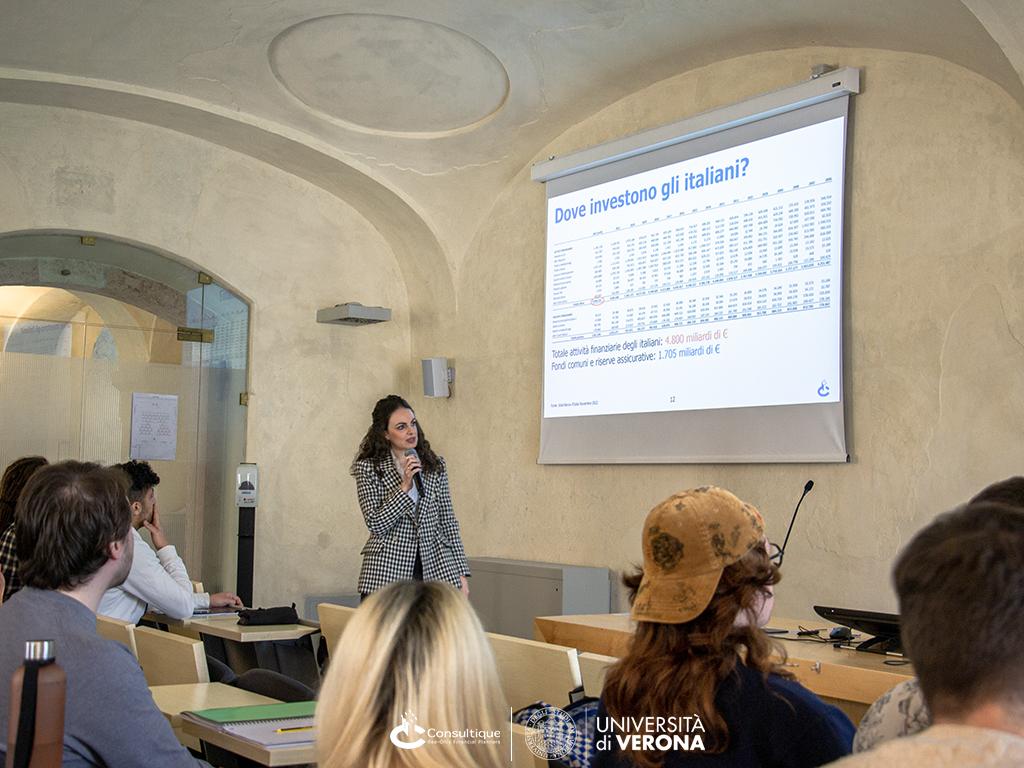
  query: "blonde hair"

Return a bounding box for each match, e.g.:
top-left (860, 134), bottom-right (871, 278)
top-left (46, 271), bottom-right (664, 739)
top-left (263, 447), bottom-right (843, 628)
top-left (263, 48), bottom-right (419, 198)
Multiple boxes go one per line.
top-left (316, 581), bottom-right (508, 768)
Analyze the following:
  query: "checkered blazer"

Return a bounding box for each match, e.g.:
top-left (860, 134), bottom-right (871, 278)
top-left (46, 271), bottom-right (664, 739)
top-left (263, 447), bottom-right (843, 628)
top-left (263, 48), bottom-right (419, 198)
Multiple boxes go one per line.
top-left (353, 455), bottom-right (470, 595)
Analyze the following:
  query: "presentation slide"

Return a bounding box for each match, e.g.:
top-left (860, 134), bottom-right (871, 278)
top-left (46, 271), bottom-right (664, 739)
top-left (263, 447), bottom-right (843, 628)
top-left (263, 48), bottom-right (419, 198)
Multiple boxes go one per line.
top-left (543, 116), bottom-right (845, 419)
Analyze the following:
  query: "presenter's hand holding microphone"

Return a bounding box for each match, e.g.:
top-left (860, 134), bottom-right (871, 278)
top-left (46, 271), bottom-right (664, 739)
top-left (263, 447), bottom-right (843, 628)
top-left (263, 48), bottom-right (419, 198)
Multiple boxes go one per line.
top-left (401, 448), bottom-right (424, 495)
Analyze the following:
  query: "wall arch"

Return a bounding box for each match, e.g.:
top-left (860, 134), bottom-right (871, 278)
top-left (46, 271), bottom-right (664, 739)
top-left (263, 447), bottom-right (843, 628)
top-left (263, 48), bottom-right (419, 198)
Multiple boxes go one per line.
top-left (0, 73), bottom-right (454, 349)
top-left (0, 104), bottom-right (416, 603)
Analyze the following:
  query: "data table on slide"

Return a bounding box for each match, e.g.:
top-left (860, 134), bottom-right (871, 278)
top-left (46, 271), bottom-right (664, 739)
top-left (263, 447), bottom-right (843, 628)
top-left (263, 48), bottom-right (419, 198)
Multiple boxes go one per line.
top-left (549, 182), bottom-right (835, 342)
top-left (543, 116), bottom-right (846, 418)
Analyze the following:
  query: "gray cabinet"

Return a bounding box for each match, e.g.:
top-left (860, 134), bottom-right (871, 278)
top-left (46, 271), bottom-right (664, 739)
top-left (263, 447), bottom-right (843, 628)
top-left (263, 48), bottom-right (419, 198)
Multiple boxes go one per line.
top-left (468, 557), bottom-right (611, 639)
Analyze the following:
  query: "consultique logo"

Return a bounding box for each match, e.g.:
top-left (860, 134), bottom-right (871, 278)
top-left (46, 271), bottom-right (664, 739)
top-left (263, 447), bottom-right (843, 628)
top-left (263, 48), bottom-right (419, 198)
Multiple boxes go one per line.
top-left (389, 712), bottom-right (427, 750)
top-left (389, 711), bottom-right (502, 751)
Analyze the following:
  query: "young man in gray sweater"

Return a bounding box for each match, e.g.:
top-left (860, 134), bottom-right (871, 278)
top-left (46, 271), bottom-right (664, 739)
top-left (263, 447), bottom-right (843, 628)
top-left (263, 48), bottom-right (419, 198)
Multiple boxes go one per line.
top-left (0, 460), bottom-right (208, 767)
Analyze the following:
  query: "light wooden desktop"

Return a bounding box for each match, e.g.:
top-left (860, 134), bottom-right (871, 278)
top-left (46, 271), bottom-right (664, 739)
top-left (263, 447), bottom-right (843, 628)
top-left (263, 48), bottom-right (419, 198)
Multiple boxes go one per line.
top-left (180, 713), bottom-right (543, 768)
top-left (144, 611), bottom-right (322, 687)
top-left (534, 613), bottom-right (914, 721)
top-left (144, 611), bottom-right (320, 643)
top-left (180, 717), bottom-right (315, 767)
top-left (150, 682), bottom-right (280, 751)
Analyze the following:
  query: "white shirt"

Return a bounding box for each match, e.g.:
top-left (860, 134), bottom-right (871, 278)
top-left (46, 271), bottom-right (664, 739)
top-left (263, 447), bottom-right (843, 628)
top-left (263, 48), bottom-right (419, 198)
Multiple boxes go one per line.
top-left (98, 527), bottom-right (210, 623)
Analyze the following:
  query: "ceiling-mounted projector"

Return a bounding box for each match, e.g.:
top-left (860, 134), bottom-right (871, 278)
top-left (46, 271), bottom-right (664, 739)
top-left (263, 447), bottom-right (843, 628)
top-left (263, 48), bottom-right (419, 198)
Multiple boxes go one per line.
top-left (316, 302), bottom-right (391, 326)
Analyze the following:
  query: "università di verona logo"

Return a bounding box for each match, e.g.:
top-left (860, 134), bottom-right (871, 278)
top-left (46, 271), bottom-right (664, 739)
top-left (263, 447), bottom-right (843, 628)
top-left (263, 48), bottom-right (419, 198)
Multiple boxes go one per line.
top-left (389, 712), bottom-right (502, 750)
top-left (595, 714), bottom-right (706, 752)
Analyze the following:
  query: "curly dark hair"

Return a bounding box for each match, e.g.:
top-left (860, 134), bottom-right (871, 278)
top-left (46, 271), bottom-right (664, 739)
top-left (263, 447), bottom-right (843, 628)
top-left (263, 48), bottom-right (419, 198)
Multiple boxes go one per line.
top-left (351, 395), bottom-right (441, 475)
top-left (0, 456), bottom-right (49, 533)
top-left (115, 459), bottom-right (161, 503)
top-left (601, 546), bottom-right (787, 766)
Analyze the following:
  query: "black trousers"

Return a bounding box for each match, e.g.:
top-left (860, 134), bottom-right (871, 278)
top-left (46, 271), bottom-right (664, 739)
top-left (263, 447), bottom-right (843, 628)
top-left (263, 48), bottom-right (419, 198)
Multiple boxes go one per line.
top-left (411, 547), bottom-right (424, 580)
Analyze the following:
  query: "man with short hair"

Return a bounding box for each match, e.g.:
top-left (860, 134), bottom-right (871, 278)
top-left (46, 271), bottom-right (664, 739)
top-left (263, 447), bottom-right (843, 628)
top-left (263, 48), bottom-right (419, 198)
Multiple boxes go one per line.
top-left (969, 474), bottom-right (1024, 507)
top-left (831, 501), bottom-right (1024, 766)
top-left (98, 460), bottom-right (241, 622)
top-left (0, 461), bottom-right (207, 766)
top-left (852, 475), bottom-right (1024, 753)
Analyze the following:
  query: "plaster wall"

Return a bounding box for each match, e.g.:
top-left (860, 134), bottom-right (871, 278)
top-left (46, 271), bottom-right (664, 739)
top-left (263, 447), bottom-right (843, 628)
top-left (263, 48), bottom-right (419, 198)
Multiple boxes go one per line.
top-left (447, 47), bottom-right (1024, 618)
top-left (1, 45), bottom-right (1023, 621)
top-left (0, 104), bottom-right (412, 605)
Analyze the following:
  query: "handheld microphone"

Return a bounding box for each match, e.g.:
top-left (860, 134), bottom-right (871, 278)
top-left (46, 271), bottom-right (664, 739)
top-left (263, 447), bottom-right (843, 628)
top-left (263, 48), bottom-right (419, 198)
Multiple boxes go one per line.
top-left (403, 448), bottom-right (425, 496)
top-left (776, 480), bottom-right (813, 567)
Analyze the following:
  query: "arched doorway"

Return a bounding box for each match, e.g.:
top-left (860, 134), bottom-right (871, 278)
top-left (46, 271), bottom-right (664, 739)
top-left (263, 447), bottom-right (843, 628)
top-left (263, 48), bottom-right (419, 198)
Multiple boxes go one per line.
top-left (0, 231), bottom-right (249, 592)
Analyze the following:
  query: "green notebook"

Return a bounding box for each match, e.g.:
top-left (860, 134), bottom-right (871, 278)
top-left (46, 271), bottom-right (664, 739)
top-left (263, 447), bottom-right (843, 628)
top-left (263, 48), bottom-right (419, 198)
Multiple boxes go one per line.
top-left (187, 701), bottom-right (316, 724)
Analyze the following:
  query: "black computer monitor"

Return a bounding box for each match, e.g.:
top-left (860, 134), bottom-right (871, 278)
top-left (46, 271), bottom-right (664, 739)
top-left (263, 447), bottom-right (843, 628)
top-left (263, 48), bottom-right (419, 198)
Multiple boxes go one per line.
top-left (813, 605), bottom-right (902, 654)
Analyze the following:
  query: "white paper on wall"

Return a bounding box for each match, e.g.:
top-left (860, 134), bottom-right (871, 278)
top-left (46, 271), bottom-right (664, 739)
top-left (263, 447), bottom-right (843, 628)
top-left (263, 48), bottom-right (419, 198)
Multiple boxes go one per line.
top-left (130, 392), bottom-right (178, 461)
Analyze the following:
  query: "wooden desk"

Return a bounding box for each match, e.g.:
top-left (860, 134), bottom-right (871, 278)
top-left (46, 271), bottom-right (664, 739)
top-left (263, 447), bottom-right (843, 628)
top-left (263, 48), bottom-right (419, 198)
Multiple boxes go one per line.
top-left (145, 613), bottom-right (322, 689)
top-left (180, 719), bottom-right (545, 767)
top-left (151, 682), bottom-right (280, 727)
top-left (144, 612), bottom-right (319, 642)
top-left (150, 682), bottom-right (280, 750)
top-left (180, 718), bottom-right (315, 767)
top-left (535, 613), bottom-right (635, 657)
top-left (535, 614), bottom-right (914, 721)
top-left (187, 618), bottom-right (319, 643)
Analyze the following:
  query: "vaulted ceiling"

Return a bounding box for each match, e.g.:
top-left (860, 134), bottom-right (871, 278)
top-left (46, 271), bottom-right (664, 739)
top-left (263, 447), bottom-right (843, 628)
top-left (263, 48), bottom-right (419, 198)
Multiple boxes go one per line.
top-left (2, 0), bottom-right (1023, 259)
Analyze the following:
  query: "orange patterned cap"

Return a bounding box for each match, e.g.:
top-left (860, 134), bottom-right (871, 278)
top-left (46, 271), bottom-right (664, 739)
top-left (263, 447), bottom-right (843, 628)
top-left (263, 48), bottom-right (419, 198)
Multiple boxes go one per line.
top-left (632, 486), bottom-right (765, 624)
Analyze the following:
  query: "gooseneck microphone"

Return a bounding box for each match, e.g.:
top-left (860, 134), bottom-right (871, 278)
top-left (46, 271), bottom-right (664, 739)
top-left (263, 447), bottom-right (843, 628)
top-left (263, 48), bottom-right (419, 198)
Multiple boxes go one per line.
top-left (403, 448), bottom-right (425, 495)
top-left (776, 480), bottom-right (813, 567)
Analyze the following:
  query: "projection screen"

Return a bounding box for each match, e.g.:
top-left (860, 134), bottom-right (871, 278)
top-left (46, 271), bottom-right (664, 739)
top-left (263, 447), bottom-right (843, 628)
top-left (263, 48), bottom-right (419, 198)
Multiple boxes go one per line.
top-left (533, 70), bottom-right (859, 463)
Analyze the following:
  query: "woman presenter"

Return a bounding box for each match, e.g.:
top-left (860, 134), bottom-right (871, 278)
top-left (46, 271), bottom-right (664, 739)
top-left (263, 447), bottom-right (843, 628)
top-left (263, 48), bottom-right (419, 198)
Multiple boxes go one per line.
top-left (351, 394), bottom-right (470, 600)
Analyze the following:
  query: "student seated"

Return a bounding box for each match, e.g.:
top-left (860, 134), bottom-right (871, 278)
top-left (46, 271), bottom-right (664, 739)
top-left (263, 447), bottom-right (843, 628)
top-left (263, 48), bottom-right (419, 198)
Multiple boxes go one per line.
top-left (316, 580), bottom-right (507, 768)
top-left (828, 501), bottom-right (1024, 766)
top-left (0, 460), bottom-right (208, 766)
top-left (0, 455), bottom-right (48, 601)
top-left (593, 486), bottom-right (854, 768)
top-left (852, 475), bottom-right (1024, 753)
top-left (98, 460), bottom-right (241, 622)
top-left (853, 679), bottom-right (928, 753)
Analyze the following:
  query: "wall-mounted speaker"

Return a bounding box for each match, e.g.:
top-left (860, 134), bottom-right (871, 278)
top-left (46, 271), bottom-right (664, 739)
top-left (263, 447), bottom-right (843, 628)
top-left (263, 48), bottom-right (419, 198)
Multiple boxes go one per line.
top-left (422, 357), bottom-right (451, 398)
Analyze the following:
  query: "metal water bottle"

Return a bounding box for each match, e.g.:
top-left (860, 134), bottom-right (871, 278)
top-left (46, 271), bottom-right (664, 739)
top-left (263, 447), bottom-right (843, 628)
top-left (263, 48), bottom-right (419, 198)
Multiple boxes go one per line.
top-left (6, 640), bottom-right (65, 768)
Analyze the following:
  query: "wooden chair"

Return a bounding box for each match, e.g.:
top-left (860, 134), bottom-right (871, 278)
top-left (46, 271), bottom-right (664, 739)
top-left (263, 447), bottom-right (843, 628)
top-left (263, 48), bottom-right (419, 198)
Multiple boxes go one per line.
top-left (133, 626), bottom-right (209, 686)
top-left (317, 602), bottom-right (358, 655)
top-left (487, 632), bottom-right (582, 711)
top-left (160, 579), bottom-right (204, 642)
top-left (96, 615), bottom-right (138, 658)
top-left (578, 651), bottom-right (617, 696)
